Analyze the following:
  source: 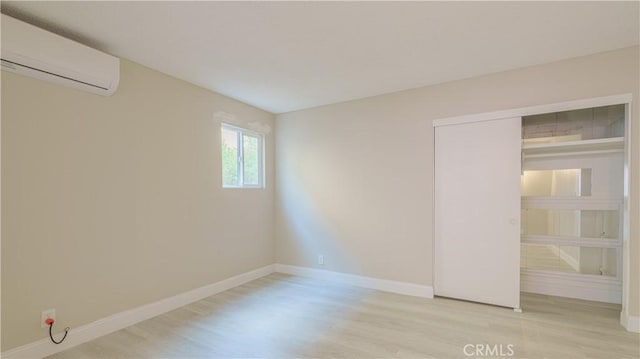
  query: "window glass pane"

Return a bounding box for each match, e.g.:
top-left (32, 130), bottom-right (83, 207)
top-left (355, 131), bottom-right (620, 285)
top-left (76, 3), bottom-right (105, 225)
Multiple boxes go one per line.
top-left (221, 128), bottom-right (239, 187)
top-left (521, 243), bottom-right (617, 276)
top-left (243, 135), bottom-right (259, 186)
top-left (521, 169), bottom-right (591, 197)
top-left (522, 209), bottom-right (619, 239)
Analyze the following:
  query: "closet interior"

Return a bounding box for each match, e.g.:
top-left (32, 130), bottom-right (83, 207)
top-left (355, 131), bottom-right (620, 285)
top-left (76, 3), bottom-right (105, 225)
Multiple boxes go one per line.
top-left (520, 104), bottom-right (625, 303)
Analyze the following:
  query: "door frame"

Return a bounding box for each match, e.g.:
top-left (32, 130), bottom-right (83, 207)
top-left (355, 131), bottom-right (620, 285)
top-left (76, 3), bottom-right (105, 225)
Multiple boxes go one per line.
top-left (432, 93), bottom-right (634, 330)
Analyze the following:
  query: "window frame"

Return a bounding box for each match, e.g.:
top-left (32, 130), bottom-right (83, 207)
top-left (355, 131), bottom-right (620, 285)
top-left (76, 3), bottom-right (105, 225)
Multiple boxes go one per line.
top-left (221, 123), bottom-right (265, 189)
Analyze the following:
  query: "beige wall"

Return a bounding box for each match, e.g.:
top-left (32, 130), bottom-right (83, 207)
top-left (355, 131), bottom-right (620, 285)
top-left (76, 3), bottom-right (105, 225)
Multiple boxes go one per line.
top-left (3, 45), bottom-right (639, 352)
top-left (275, 46), bottom-right (640, 315)
top-left (1, 59), bottom-right (275, 350)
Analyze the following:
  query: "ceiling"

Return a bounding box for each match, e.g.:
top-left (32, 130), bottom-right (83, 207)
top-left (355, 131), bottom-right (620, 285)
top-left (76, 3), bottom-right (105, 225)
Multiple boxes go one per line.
top-left (1, 2), bottom-right (638, 114)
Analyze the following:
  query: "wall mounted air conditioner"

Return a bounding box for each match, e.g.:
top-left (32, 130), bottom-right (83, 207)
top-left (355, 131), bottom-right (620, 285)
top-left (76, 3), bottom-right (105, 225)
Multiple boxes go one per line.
top-left (1, 14), bottom-right (120, 96)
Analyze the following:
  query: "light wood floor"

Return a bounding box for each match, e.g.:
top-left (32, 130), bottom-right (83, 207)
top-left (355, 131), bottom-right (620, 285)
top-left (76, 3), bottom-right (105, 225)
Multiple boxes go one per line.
top-left (48, 273), bottom-right (639, 358)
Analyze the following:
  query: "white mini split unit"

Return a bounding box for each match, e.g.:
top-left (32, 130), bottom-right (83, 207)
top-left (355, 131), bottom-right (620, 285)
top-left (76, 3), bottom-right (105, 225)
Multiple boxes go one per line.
top-left (1, 14), bottom-right (120, 96)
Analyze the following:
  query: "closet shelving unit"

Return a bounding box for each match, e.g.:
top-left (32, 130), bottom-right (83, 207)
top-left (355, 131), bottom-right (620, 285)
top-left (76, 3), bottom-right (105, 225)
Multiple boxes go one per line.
top-left (522, 136), bottom-right (624, 159)
top-left (520, 110), bottom-right (625, 303)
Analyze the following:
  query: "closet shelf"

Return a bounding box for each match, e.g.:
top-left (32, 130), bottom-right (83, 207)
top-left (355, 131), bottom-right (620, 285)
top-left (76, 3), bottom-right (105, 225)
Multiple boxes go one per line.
top-left (522, 137), bottom-right (624, 158)
top-left (521, 235), bottom-right (621, 248)
top-left (522, 197), bottom-right (622, 210)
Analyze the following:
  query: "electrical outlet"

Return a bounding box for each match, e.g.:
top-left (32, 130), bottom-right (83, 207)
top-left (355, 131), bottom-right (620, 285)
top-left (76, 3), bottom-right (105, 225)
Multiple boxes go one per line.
top-left (41, 309), bottom-right (55, 328)
top-left (318, 254), bottom-right (324, 265)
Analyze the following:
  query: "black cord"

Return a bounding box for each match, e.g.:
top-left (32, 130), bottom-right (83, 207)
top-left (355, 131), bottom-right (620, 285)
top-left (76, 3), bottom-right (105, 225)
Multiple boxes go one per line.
top-left (48, 323), bottom-right (69, 344)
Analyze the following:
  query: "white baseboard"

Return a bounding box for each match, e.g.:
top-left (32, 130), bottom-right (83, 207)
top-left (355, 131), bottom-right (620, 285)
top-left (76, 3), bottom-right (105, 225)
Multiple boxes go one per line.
top-left (521, 271), bottom-right (622, 304)
top-left (275, 264), bottom-right (434, 298)
top-left (620, 312), bottom-right (640, 333)
top-left (1, 264), bottom-right (275, 359)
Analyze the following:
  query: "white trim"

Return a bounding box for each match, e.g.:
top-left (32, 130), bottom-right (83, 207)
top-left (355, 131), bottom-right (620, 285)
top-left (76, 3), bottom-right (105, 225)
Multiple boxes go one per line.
top-left (275, 264), bottom-right (434, 298)
top-left (620, 312), bottom-right (640, 333)
top-left (1, 265), bottom-right (276, 359)
top-left (432, 93), bottom-right (633, 127)
top-left (521, 270), bottom-right (621, 304)
top-left (621, 102), bottom-right (633, 333)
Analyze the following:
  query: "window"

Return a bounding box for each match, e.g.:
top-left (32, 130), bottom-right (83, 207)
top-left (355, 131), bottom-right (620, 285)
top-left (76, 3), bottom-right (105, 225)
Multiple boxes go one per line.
top-left (221, 123), bottom-right (264, 188)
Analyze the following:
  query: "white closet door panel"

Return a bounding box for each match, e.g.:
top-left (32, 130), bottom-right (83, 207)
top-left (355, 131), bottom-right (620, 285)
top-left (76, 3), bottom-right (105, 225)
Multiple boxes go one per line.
top-left (435, 117), bottom-right (521, 308)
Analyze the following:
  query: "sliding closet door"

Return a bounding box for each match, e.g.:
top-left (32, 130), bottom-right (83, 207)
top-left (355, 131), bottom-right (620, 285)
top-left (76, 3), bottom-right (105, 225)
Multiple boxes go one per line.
top-left (434, 117), bottom-right (521, 308)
